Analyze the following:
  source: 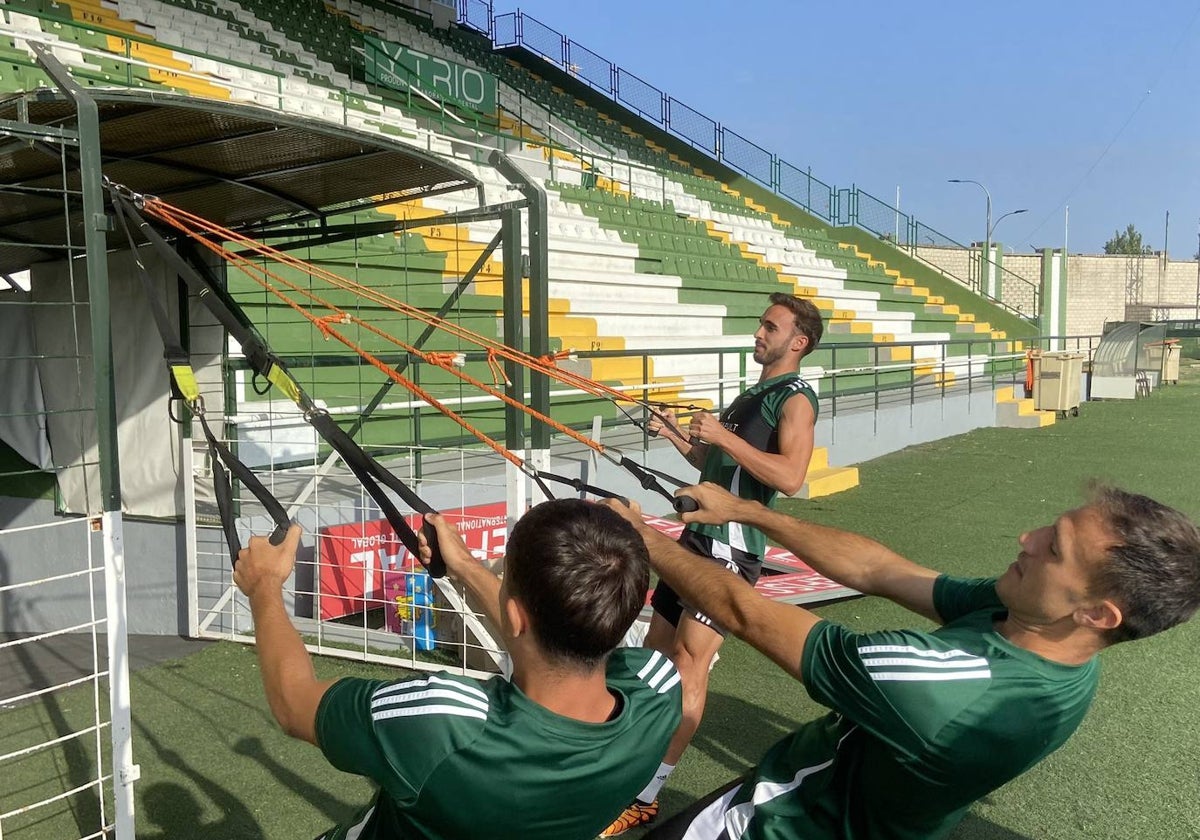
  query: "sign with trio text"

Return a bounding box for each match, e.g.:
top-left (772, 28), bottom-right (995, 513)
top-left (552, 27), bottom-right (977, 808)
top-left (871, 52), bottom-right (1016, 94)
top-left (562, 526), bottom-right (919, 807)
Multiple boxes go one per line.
top-left (364, 35), bottom-right (497, 114)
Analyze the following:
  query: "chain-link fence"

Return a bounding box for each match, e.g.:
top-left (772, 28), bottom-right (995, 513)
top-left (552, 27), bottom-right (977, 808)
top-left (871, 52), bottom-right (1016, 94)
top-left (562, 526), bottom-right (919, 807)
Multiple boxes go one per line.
top-left (458, 0), bottom-right (492, 36)
top-left (777, 161), bottom-right (833, 222)
top-left (720, 127), bottom-right (772, 185)
top-left (666, 97), bottom-right (717, 155)
top-left (852, 187), bottom-right (910, 246)
top-left (566, 39), bottom-right (613, 94)
top-left (615, 66), bottom-right (664, 123)
top-left (518, 13), bottom-right (564, 64)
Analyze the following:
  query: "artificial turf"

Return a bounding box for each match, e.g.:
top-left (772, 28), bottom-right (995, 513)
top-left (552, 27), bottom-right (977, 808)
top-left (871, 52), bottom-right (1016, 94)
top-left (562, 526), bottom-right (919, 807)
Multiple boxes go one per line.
top-left (6, 366), bottom-right (1200, 839)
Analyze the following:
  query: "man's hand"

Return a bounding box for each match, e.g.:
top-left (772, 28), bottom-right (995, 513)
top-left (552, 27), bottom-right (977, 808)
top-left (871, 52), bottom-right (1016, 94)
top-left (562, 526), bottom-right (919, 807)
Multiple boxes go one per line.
top-left (234, 523), bottom-right (302, 600)
top-left (677, 482), bottom-right (759, 527)
top-left (648, 409), bottom-right (683, 439)
top-left (601, 496), bottom-right (647, 531)
top-left (688, 411), bottom-right (731, 447)
top-left (419, 513), bottom-right (476, 578)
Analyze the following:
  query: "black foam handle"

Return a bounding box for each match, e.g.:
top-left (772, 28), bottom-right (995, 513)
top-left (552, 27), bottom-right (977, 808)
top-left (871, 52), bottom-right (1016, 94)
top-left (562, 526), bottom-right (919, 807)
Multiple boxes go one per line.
top-left (268, 522), bottom-right (290, 547)
top-left (672, 495), bottom-right (699, 514)
top-left (421, 519), bottom-right (446, 579)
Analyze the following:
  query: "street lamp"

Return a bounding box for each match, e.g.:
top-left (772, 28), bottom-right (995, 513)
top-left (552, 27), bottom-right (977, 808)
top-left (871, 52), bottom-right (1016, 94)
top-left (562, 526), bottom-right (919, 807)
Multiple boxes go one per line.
top-left (949, 180), bottom-right (1026, 292)
top-left (990, 208), bottom-right (1028, 240)
top-left (948, 178), bottom-right (991, 255)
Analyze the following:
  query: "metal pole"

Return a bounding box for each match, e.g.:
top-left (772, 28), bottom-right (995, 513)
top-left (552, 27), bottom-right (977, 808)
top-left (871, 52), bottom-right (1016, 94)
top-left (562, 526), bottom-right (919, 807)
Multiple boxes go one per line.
top-left (500, 205), bottom-right (527, 516)
top-left (489, 151), bottom-right (549, 451)
top-left (949, 178), bottom-right (991, 285)
top-left (30, 44), bottom-right (139, 839)
top-left (499, 207), bottom-right (525, 457)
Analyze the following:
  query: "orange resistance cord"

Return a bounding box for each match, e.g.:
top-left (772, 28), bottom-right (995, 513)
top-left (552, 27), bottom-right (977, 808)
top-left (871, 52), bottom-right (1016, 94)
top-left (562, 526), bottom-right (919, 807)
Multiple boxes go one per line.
top-left (140, 199), bottom-right (616, 465)
top-left (143, 198), bottom-right (657, 412)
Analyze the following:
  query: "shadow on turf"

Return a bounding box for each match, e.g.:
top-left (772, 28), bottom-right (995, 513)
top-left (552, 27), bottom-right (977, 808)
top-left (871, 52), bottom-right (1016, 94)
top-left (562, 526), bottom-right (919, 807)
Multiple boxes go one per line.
top-left (690, 689), bottom-right (807, 772)
top-left (136, 725), bottom-right (266, 839)
top-left (950, 812), bottom-right (1034, 840)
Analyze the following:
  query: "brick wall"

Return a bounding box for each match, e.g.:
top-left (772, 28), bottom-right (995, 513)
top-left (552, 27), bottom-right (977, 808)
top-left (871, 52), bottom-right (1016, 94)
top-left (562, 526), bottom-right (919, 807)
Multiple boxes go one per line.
top-left (914, 246), bottom-right (1200, 337)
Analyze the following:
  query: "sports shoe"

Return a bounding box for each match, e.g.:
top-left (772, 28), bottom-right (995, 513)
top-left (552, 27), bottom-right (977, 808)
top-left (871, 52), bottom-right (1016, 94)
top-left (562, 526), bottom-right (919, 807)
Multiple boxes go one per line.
top-left (599, 799), bottom-right (659, 837)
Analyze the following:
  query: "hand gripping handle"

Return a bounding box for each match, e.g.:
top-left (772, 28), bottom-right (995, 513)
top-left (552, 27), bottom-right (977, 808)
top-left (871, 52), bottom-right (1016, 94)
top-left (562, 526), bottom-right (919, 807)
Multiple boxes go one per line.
top-left (672, 495), bottom-right (699, 514)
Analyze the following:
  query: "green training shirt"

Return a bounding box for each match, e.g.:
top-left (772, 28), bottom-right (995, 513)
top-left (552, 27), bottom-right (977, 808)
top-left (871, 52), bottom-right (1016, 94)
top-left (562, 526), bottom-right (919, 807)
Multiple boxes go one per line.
top-left (720, 575), bottom-right (1100, 840)
top-left (314, 647), bottom-right (682, 840)
top-left (688, 373), bottom-right (819, 558)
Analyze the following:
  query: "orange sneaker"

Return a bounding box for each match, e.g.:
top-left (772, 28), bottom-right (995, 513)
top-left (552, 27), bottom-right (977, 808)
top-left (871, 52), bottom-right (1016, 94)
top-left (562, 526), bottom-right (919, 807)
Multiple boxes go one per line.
top-left (599, 799), bottom-right (659, 837)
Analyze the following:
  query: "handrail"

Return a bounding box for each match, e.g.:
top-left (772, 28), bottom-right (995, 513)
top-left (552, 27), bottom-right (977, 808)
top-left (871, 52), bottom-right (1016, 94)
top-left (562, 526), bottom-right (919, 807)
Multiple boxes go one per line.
top-left (223, 334), bottom-right (1102, 449)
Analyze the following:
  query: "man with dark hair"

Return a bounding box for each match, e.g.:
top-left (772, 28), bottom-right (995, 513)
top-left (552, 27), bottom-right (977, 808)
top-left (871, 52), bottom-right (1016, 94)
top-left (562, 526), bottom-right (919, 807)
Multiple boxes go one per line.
top-left (604, 481), bottom-right (1200, 840)
top-left (604, 293), bottom-right (824, 836)
top-left (233, 499), bottom-right (682, 840)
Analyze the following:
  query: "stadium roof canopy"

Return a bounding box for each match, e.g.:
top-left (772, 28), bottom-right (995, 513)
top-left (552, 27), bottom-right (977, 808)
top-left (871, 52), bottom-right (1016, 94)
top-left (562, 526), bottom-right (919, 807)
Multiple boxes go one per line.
top-left (0, 90), bottom-right (479, 276)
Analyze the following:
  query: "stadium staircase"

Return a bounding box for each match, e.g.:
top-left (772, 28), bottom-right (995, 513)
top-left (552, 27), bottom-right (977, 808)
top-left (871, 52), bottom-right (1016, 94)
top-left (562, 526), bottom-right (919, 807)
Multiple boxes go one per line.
top-left (0, 0), bottom-right (1046, 495)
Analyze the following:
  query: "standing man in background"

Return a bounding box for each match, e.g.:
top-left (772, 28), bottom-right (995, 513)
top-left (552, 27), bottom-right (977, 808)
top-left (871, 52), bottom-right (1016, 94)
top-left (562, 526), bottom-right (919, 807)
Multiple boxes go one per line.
top-left (602, 292), bottom-right (824, 836)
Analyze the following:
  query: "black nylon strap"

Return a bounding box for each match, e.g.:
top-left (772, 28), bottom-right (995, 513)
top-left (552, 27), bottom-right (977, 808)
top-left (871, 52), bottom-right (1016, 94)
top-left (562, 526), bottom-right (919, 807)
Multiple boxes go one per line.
top-left (304, 410), bottom-right (443, 577)
top-left (533, 469), bottom-right (620, 501)
top-left (113, 193), bottom-right (446, 576)
top-left (197, 412), bottom-right (291, 564)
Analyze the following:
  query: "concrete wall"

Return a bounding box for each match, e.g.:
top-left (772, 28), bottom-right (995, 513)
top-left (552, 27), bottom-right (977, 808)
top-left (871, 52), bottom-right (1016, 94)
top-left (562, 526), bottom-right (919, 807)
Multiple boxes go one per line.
top-left (0, 498), bottom-right (187, 636)
top-left (1066, 253), bottom-right (1200, 336)
top-left (914, 246), bottom-right (1200, 337)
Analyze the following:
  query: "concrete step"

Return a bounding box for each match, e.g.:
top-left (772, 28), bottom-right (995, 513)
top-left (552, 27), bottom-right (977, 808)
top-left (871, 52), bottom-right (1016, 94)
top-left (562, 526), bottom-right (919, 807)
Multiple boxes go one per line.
top-left (792, 446), bottom-right (860, 500)
top-left (996, 389), bottom-right (1056, 428)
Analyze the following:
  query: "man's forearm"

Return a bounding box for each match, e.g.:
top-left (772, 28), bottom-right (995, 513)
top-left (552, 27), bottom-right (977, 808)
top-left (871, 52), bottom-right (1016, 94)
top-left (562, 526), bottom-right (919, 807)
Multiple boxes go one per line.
top-left (249, 590), bottom-right (324, 740)
top-left (684, 441), bottom-right (709, 469)
top-left (714, 435), bottom-right (806, 495)
top-left (448, 560), bottom-right (504, 631)
top-left (637, 526), bottom-right (761, 636)
top-left (736, 503), bottom-right (906, 593)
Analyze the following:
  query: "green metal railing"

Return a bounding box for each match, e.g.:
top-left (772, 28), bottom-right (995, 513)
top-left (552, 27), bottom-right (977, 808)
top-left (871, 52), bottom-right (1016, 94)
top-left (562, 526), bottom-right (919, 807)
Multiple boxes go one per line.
top-left (461, 3), bottom-right (1041, 319)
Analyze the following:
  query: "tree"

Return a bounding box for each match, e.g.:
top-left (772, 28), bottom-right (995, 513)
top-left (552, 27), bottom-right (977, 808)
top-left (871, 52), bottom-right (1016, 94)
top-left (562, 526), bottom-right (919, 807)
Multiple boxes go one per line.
top-left (1104, 223), bottom-right (1153, 256)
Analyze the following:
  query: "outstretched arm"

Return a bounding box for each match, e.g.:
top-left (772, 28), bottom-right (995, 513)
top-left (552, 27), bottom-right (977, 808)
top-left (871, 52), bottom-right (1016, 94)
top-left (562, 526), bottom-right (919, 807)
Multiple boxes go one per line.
top-left (235, 525), bottom-right (336, 746)
top-left (689, 394), bottom-right (815, 496)
top-left (605, 499), bottom-right (821, 681)
top-left (679, 483), bottom-right (942, 622)
top-left (419, 513), bottom-right (503, 630)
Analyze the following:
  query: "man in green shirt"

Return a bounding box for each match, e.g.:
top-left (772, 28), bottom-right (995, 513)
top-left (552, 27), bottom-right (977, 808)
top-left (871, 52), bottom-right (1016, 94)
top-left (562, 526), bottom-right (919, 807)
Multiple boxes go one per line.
top-left (605, 293), bottom-right (824, 836)
top-left (233, 499), bottom-right (682, 840)
top-left (606, 481), bottom-right (1200, 840)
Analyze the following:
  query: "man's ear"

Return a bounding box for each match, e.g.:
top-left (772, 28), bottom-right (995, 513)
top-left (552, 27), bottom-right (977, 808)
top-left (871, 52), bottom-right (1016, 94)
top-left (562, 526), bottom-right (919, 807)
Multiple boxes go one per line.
top-left (790, 332), bottom-right (808, 354)
top-left (504, 594), bottom-right (529, 639)
top-left (1075, 599), bottom-right (1123, 631)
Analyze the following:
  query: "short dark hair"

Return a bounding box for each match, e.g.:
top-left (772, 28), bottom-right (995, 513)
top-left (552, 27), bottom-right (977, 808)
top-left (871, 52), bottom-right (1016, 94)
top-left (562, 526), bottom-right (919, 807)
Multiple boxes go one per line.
top-left (1088, 485), bottom-right (1200, 644)
top-left (503, 499), bottom-right (649, 670)
top-left (768, 292), bottom-right (823, 358)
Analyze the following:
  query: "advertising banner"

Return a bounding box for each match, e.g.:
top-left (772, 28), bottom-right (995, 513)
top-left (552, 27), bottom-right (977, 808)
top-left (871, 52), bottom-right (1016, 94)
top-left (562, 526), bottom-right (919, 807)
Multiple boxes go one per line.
top-left (364, 35), bottom-right (497, 113)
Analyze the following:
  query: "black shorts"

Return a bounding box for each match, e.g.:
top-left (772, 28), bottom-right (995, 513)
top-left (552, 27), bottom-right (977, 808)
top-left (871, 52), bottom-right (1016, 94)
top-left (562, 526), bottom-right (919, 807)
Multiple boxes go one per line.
top-left (649, 530), bottom-right (762, 636)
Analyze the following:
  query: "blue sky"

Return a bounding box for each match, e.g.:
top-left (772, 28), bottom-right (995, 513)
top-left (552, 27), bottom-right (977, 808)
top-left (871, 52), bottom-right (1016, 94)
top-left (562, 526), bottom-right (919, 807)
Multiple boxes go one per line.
top-left (489, 1), bottom-right (1200, 256)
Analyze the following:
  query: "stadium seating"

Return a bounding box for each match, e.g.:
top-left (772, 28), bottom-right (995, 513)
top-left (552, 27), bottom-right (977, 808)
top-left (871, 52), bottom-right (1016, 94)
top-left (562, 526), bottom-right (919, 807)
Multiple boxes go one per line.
top-left (0, 0), bottom-right (1029, 490)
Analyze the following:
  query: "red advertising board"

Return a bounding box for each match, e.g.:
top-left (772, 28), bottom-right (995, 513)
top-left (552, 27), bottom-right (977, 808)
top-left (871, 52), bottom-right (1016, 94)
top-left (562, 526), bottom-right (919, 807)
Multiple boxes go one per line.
top-left (317, 502), bottom-right (508, 621)
top-left (639, 513), bottom-right (852, 604)
top-left (318, 504), bottom-right (848, 622)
